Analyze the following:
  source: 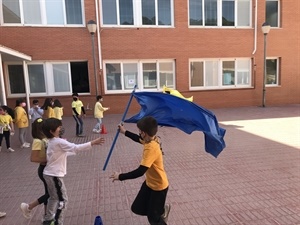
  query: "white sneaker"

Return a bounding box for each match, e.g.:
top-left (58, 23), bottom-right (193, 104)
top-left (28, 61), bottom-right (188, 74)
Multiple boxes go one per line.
top-left (162, 203), bottom-right (171, 223)
top-left (20, 203), bottom-right (31, 219)
top-left (7, 148), bottom-right (15, 152)
top-left (0, 211), bottom-right (6, 218)
top-left (24, 142), bottom-right (31, 147)
top-left (21, 143), bottom-right (30, 148)
top-left (92, 129), bottom-right (98, 133)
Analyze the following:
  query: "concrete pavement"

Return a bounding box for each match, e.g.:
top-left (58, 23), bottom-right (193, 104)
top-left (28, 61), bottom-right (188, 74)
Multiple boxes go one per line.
top-left (0, 104), bottom-right (299, 225)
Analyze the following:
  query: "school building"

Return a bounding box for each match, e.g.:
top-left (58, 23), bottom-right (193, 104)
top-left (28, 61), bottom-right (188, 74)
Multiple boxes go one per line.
top-left (0, 0), bottom-right (299, 116)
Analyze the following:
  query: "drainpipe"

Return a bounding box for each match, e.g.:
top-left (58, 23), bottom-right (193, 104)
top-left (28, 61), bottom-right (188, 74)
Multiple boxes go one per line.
top-left (0, 54), bottom-right (7, 105)
top-left (95, 0), bottom-right (102, 69)
top-left (22, 61), bottom-right (31, 114)
top-left (252, 0), bottom-right (258, 54)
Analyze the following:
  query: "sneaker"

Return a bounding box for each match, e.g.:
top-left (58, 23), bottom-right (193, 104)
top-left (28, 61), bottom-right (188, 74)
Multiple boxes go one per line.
top-left (7, 148), bottom-right (15, 152)
top-left (76, 134), bottom-right (85, 137)
top-left (42, 220), bottom-right (55, 225)
top-left (0, 212), bottom-right (6, 218)
top-left (24, 142), bottom-right (31, 147)
top-left (162, 203), bottom-right (171, 223)
top-left (21, 143), bottom-right (30, 148)
top-left (92, 129), bottom-right (98, 133)
top-left (20, 203), bottom-right (31, 219)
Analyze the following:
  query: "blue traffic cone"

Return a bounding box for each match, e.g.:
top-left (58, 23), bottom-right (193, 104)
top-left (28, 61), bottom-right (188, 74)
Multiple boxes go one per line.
top-left (94, 216), bottom-right (103, 225)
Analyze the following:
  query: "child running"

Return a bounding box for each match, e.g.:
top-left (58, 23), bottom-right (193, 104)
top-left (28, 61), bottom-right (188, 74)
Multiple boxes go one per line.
top-left (110, 116), bottom-right (171, 225)
top-left (42, 118), bottom-right (105, 225)
top-left (20, 118), bottom-right (49, 219)
top-left (92, 95), bottom-right (110, 133)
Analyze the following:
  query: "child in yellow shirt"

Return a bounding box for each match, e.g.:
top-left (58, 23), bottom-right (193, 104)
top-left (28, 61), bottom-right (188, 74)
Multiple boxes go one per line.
top-left (0, 105), bottom-right (15, 152)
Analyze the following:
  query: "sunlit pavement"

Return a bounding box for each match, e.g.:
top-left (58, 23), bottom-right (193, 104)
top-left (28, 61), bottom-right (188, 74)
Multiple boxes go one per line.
top-left (0, 104), bottom-right (299, 225)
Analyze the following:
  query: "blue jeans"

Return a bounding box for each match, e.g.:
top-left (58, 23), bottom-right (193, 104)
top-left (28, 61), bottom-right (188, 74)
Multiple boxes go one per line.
top-left (93, 118), bottom-right (102, 131)
top-left (72, 115), bottom-right (83, 135)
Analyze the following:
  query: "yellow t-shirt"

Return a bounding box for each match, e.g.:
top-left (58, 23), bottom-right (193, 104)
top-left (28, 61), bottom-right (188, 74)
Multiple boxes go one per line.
top-left (53, 107), bottom-right (63, 120)
top-left (45, 106), bottom-right (55, 118)
top-left (32, 138), bottom-right (48, 160)
top-left (94, 102), bottom-right (109, 119)
top-left (0, 114), bottom-right (13, 131)
top-left (140, 137), bottom-right (169, 191)
top-left (72, 100), bottom-right (83, 115)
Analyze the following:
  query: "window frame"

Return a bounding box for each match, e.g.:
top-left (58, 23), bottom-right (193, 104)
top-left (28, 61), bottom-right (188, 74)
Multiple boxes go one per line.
top-left (100, 0), bottom-right (174, 28)
top-left (188, 0), bottom-right (252, 28)
top-left (103, 60), bottom-right (176, 94)
top-left (4, 61), bottom-right (90, 97)
top-left (266, 57), bottom-right (280, 86)
top-left (266, 0), bottom-right (280, 28)
top-left (0, 0), bottom-right (85, 27)
top-left (189, 58), bottom-right (252, 90)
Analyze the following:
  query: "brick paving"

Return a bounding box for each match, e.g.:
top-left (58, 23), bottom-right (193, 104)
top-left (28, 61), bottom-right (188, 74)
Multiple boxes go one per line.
top-left (0, 104), bottom-right (299, 225)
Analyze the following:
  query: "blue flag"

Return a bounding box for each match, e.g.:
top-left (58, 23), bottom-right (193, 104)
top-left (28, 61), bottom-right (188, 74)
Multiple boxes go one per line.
top-left (124, 92), bottom-right (226, 157)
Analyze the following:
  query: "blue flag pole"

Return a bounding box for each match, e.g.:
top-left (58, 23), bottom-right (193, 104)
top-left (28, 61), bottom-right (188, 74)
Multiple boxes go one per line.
top-left (102, 85), bottom-right (137, 171)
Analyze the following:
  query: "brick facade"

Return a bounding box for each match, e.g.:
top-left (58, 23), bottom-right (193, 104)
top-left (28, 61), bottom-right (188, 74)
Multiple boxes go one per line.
top-left (1, 0), bottom-right (299, 116)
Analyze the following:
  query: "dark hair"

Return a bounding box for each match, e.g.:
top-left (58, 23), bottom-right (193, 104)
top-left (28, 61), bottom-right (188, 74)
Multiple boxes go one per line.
top-left (53, 99), bottom-right (62, 108)
top-left (96, 95), bottom-right (103, 101)
top-left (1, 105), bottom-right (15, 119)
top-left (42, 118), bottom-right (62, 138)
top-left (41, 98), bottom-right (53, 110)
top-left (32, 118), bottom-right (46, 139)
top-left (15, 98), bottom-right (25, 107)
top-left (137, 116), bottom-right (158, 137)
top-left (72, 93), bottom-right (79, 97)
top-left (32, 99), bottom-right (39, 105)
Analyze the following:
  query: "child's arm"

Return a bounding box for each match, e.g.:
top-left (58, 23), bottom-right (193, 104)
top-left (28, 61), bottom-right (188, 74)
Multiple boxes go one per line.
top-left (110, 165), bottom-right (148, 182)
top-left (118, 124), bottom-right (141, 143)
top-left (90, 137), bottom-right (105, 146)
top-left (9, 120), bottom-right (14, 133)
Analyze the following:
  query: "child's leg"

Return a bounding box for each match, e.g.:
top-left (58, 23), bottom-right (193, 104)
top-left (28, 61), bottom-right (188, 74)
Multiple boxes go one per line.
top-left (4, 131), bottom-right (10, 148)
top-left (0, 133), bottom-right (3, 148)
top-left (93, 118), bottom-right (101, 131)
top-left (43, 175), bottom-right (61, 222)
top-left (131, 181), bottom-right (150, 216)
top-left (38, 165), bottom-right (49, 205)
top-left (19, 128), bottom-right (26, 145)
top-left (53, 177), bottom-right (68, 225)
top-left (147, 186), bottom-right (168, 225)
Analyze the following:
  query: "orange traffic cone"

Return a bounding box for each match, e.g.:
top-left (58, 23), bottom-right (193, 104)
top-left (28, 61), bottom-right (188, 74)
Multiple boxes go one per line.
top-left (101, 124), bottom-right (107, 134)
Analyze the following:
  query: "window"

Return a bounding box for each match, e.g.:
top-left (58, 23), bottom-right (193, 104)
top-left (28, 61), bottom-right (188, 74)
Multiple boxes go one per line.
top-left (2, 0), bottom-right (83, 25)
top-left (266, 58), bottom-right (279, 85)
top-left (7, 65), bottom-right (25, 94)
top-left (266, 0), bottom-right (280, 27)
top-left (104, 60), bottom-right (175, 93)
top-left (189, 0), bottom-right (251, 27)
top-left (6, 61), bottom-right (89, 96)
top-left (101, 0), bottom-right (173, 27)
top-left (190, 58), bottom-right (251, 89)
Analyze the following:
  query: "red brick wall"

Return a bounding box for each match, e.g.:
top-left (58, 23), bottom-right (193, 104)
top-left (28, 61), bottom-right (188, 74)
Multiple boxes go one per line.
top-left (1, 0), bottom-right (299, 116)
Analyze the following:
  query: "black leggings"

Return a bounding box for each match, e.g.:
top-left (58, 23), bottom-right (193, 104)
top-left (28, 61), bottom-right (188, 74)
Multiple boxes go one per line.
top-left (37, 164), bottom-right (49, 205)
top-left (0, 130), bottom-right (11, 148)
top-left (131, 181), bottom-right (168, 225)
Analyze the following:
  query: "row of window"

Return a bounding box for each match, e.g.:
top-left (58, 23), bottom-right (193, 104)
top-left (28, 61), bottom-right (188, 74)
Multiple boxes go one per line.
top-left (5, 58), bottom-right (279, 96)
top-left (0, 0), bottom-right (280, 27)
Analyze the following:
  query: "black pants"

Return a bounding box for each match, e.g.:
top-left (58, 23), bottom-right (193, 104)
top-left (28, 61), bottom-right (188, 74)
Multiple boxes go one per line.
top-left (131, 181), bottom-right (168, 225)
top-left (0, 130), bottom-right (10, 148)
top-left (72, 115), bottom-right (83, 135)
top-left (37, 164), bottom-right (49, 205)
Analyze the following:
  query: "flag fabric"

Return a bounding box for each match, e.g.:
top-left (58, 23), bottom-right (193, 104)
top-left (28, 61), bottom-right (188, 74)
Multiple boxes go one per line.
top-left (124, 92), bottom-right (226, 157)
